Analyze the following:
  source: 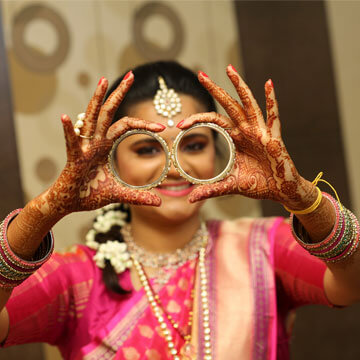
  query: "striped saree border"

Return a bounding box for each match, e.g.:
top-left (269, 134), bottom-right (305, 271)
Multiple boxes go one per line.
top-left (78, 284), bottom-right (156, 359)
top-left (249, 218), bottom-right (278, 360)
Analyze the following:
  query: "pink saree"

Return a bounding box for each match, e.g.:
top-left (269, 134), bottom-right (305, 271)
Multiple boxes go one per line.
top-left (3, 218), bottom-right (330, 359)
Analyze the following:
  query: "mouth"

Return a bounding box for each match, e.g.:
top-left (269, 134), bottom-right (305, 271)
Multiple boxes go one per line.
top-left (155, 182), bottom-right (194, 197)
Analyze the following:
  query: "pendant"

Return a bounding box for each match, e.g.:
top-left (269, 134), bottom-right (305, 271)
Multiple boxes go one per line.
top-left (180, 342), bottom-right (197, 359)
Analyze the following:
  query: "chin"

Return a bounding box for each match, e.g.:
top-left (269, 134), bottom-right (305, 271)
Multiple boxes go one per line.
top-left (132, 195), bottom-right (203, 225)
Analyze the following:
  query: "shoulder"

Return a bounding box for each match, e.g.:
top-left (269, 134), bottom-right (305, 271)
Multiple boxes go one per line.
top-left (33, 244), bottom-right (97, 285)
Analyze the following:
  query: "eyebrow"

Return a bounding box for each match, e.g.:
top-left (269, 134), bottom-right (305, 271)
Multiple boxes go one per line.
top-left (181, 132), bottom-right (209, 141)
top-left (131, 138), bottom-right (159, 147)
top-left (130, 132), bottom-right (210, 147)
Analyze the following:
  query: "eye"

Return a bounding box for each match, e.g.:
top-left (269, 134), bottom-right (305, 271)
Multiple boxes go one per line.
top-left (134, 144), bottom-right (162, 157)
top-left (182, 141), bottom-right (206, 152)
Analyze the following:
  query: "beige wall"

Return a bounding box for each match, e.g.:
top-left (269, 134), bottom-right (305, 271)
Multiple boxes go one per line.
top-left (326, 0), bottom-right (360, 216)
top-left (0, 2), bottom-right (258, 357)
top-left (1, 0), bottom-right (260, 254)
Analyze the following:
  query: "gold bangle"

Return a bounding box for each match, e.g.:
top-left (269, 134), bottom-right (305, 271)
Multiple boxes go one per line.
top-left (284, 187), bottom-right (322, 215)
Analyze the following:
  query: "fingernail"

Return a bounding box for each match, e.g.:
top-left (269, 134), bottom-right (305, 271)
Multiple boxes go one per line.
top-left (98, 77), bottom-right (104, 85)
top-left (157, 123), bottom-right (166, 129)
top-left (177, 119), bottom-right (185, 128)
top-left (198, 71), bottom-right (208, 78)
top-left (123, 71), bottom-right (133, 80)
top-left (229, 64), bottom-right (237, 73)
top-left (267, 79), bottom-right (274, 87)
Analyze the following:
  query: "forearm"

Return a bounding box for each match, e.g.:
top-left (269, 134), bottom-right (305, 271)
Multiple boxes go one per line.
top-left (288, 187), bottom-right (360, 304)
top-left (6, 193), bottom-right (64, 260)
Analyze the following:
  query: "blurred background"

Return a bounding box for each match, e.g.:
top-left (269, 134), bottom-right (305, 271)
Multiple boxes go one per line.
top-left (0, 0), bottom-right (360, 359)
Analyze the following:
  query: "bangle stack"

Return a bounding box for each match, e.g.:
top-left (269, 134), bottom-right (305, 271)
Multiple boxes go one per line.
top-left (0, 209), bottom-right (54, 290)
top-left (291, 193), bottom-right (360, 262)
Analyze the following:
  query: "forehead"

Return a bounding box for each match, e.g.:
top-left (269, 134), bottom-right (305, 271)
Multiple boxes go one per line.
top-left (126, 95), bottom-right (206, 124)
top-left (124, 94), bottom-right (208, 141)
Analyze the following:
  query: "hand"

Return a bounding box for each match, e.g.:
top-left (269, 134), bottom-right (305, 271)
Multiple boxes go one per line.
top-left (178, 65), bottom-right (317, 210)
top-left (39, 73), bottom-right (164, 217)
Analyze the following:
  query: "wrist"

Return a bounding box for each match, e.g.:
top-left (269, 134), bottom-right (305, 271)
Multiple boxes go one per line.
top-left (281, 178), bottom-right (318, 212)
top-left (6, 196), bottom-right (64, 260)
top-left (37, 187), bottom-right (71, 220)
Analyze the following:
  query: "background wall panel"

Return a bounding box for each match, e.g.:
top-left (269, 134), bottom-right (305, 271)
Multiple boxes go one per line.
top-left (233, 1), bottom-right (360, 359)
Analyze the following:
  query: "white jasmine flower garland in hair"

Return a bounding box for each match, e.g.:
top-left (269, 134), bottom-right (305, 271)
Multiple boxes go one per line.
top-left (85, 204), bottom-right (132, 274)
top-left (93, 241), bottom-right (132, 273)
top-left (93, 208), bottom-right (127, 233)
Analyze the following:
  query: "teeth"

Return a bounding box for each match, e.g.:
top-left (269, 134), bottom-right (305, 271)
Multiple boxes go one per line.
top-left (163, 184), bottom-right (190, 191)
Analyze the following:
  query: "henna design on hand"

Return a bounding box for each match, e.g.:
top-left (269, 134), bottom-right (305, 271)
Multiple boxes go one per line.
top-left (37, 74), bottom-right (166, 219)
top-left (178, 66), bottom-right (317, 209)
top-left (8, 74), bottom-right (167, 259)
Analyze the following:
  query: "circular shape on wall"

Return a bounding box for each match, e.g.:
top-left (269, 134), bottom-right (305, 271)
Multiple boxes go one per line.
top-left (12, 4), bottom-right (70, 73)
top-left (35, 157), bottom-right (58, 183)
top-left (77, 72), bottom-right (91, 88)
top-left (133, 1), bottom-right (184, 60)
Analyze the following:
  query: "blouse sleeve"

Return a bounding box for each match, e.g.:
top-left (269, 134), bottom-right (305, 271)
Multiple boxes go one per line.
top-left (2, 245), bottom-right (95, 347)
top-left (273, 219), bottom-right (332, 309)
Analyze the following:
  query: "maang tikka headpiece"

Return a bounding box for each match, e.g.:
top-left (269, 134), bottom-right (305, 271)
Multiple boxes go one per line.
top-left (153, 76), bottom-right (182, 127)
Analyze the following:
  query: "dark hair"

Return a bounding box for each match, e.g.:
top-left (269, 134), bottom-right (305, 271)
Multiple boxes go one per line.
top-left (94, 61), bottom-right (216, 295)
top-left (106, 60), bottom-right (216, 122)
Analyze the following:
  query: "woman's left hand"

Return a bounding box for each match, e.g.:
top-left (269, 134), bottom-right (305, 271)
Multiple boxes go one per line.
top-left (177, 65), bottom-right (317, 210)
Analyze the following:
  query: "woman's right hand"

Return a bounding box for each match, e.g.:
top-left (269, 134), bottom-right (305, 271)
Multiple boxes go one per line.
top-left (40, 72), bottom-right (164, 218)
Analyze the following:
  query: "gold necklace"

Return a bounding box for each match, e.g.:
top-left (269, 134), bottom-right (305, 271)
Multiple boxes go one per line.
top-left (132, 235), bottom-right (212, 360)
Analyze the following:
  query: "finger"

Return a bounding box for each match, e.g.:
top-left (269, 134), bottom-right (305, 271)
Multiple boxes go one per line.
top-left (188, 176), bottom-right (237, 203)
top-left (265, 79), bottom-right (281, 138)
top-left (61, 114), bottom-right (81, 161)
top-left (177, 112), bottom-right (233, 130)
top-left (109, 186), bottom-right (162, 207)
top-left (81, 77), bottom-right (109, 139)
top-left (226, 65), bottom-right (265, 127)
top-left (95, 71), bottom-right (134, 139)
top-left (198, 71), bottom-right (246, 126)
top-left (107, 117), bottom-right (166, 141)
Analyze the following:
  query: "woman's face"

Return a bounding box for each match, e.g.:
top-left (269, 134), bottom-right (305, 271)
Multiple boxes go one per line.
top-left (115, 95), bottom-right (215, 224)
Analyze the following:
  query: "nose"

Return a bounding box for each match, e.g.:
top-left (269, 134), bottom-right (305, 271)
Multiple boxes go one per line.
top-left (166, 160), bottom-right (182, 179)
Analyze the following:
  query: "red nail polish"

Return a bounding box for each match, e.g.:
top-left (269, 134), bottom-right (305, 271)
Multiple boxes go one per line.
top-left (177, 119), bottom-right (185, 128)
top-left (157, 123), bottom-right (166, 129)
top-left (198, 71), bottom-right (208, 78)
top-left (229, 64), bottom-right (237, 73)
top-left (124, 71), bottom-right (133, 80)
top-left (98, 77), bottom-right (104, 85)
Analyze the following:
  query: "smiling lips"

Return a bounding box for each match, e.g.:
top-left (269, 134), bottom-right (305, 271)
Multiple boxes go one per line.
top-left (156, 182), bottom-right (194, 197)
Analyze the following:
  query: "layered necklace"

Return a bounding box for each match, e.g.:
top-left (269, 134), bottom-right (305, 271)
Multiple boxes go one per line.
top-left (122, 223), bottom-right (212, 360)
top-left (122, 223), bottom-right (206, 285)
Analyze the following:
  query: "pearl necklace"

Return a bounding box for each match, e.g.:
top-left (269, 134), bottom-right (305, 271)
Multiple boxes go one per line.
top-left (122, 223), bottom-right (207, 285)
top-left (132, 233), bottom-right (212, 360)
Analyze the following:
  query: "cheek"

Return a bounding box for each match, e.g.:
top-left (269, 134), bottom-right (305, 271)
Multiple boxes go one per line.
top-left (184, 148), bottom-right (216, 179)
top-left (116, 152), bottom-right (166, 186)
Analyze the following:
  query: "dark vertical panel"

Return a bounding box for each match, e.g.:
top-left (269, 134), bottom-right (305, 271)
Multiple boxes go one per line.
top-left (234, 0), bottom-right (351, 218)
top-left (0, 3), bottom-right (44, 360)
top-left (233, 2), bottom-right (359, 360)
